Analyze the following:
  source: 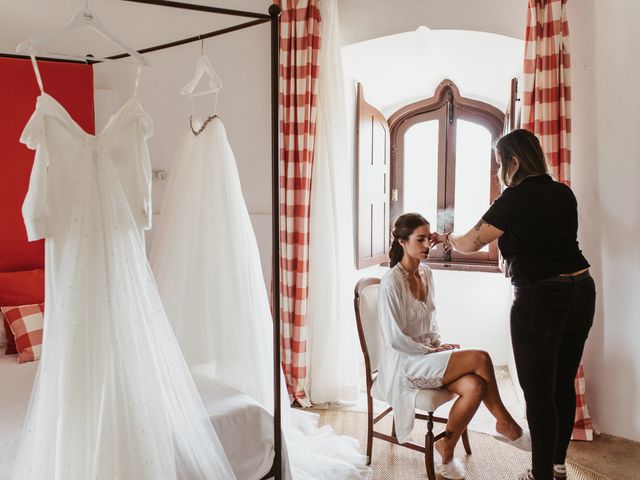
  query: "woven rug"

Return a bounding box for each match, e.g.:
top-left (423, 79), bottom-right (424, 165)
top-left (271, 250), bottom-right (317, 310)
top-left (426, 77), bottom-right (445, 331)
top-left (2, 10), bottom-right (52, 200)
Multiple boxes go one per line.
top-left (314, 409), bottom-right (609, 480)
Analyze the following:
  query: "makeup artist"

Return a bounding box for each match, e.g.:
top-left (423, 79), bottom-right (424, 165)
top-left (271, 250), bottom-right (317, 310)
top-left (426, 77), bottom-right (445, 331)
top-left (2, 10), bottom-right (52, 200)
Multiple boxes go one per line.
top-left (429, 129), bottom-right (596, 480)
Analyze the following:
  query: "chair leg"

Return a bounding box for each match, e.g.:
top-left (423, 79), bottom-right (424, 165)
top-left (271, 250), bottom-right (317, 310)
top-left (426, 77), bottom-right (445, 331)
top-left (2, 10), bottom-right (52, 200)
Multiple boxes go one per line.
top-left (462, 428), bottom-right (472, 455)
top-left (366, 394), bottom-right (373, 465)
top-left (424, 413), bottom-right (437, 480)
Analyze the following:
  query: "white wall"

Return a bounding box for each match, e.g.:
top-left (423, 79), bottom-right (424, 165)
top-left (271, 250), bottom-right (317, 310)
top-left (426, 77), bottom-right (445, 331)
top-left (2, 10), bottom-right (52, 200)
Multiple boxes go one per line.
top-left (341, 28), bottom-right (524, 115)
top-left (90, 6), bottom-right (272, 218)
top-left (338, 0), bottom-right (528, 44)
top-left (569, 0), bottom-right (640, 442)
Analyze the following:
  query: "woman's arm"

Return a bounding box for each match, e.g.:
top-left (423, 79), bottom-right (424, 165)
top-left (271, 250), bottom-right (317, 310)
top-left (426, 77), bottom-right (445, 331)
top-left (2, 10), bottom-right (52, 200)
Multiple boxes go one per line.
top-left (431, 218), bottom-right (504, 254)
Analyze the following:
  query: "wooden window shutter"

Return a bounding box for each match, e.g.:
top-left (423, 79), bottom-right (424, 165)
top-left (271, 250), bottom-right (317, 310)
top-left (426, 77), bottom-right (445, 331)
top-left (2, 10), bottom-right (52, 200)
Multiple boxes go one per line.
top-left (356, 83), bottom-right (390, 269)
top-left (504, 78), bottom-right (519, 134)
top-left (498, 77), bottom-right (519, 275)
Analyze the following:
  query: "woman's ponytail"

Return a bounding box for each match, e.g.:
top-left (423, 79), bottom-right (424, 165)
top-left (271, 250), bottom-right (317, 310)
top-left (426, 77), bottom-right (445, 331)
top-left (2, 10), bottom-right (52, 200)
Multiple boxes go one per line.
top-left (389, 238), bottom-right (404, 267)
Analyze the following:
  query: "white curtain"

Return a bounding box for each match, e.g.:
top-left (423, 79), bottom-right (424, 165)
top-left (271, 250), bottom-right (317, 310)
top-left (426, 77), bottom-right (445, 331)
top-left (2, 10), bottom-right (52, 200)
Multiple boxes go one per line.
top-left (306, 0), bottom-right (360, 405)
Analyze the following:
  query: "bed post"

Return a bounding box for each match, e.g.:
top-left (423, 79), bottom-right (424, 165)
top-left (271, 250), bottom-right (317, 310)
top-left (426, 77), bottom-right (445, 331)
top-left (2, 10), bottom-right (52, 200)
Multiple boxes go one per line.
top-left (269, 4), bottom-right (282, 480)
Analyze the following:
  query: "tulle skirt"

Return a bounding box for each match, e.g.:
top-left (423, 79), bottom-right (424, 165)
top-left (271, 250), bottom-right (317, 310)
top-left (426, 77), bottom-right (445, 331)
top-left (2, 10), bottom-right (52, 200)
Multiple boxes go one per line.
top-left (150, 119), bottom-right (371, 480)
top-left (13, 146), bottom-right (234, 479)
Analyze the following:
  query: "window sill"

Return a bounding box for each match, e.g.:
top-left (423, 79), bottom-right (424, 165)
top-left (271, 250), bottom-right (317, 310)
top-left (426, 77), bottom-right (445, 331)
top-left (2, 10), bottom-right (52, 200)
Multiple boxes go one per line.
top-left (425, 260), bottom-right (502, 274)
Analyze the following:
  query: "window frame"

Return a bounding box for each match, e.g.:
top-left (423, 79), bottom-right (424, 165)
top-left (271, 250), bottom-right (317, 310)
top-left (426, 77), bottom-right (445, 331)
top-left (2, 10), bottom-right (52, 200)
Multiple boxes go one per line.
top-left (388, 80), bottom-right (504, 273)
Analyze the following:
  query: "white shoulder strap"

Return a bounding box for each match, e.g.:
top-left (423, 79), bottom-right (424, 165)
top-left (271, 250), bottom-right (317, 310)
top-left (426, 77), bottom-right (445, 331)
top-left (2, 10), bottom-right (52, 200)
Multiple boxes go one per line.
top-left (29, 55), bottom-right (44, 93)
top-left (133, 64), bottom-right (142, 97)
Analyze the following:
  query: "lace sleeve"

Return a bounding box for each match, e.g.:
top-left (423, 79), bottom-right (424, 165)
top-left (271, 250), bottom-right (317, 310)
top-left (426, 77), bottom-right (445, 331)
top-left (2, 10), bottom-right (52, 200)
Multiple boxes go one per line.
top-left (428, 323), bottom-right (442, 348)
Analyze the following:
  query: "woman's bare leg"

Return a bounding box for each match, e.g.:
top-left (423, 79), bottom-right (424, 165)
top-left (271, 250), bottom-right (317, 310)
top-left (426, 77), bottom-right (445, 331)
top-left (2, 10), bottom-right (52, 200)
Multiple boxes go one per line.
top-left (442, 350), bottom-right (522, 440)
top-left (434, 373), bottom-right (485, 463)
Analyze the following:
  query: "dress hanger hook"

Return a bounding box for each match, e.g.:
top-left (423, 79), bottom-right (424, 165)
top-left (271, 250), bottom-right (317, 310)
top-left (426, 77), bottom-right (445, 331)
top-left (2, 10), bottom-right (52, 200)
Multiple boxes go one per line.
top-left (200, 39), bottom-right (204, 55)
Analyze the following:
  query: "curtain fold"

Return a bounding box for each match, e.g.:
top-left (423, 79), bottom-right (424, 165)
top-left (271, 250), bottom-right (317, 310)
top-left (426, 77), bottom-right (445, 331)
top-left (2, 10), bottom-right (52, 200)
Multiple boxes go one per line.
top-left (277, 0), bottom-right (322, 406)
top-left (306, 0), bottom-right (360, 405)
top-left (521, 0), bottom-right (593, 441)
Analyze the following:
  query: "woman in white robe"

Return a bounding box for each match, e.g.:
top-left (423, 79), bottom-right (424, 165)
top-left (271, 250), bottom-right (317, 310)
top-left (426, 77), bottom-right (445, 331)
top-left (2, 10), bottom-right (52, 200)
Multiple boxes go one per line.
top-left (372, 213), bottom-right (529, 480)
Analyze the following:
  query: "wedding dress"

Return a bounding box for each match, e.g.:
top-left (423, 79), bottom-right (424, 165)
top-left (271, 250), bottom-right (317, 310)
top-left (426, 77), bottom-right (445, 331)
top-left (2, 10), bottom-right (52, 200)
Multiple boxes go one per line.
top-left (14, 58), bottom-right (235, 480)
top-left (150, 114), bottom-right (371, 480)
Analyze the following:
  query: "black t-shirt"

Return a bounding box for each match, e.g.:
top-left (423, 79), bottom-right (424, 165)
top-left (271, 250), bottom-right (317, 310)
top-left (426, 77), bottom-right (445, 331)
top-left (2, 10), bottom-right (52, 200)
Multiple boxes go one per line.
top-left (482, 174), bottom-right (590, 285)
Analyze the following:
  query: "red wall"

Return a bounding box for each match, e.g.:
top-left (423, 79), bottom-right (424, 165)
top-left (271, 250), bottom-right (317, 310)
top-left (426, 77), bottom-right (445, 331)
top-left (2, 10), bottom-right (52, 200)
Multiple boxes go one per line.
top-left (0, 57), bottom-right (94, 272)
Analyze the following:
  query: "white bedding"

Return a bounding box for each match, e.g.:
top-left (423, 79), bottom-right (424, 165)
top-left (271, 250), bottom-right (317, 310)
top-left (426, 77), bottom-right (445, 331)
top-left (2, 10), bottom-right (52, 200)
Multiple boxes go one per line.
top-left (0, 355), bottom-right (283, 479)
top-left (0, 355), bottom-right (36, 479)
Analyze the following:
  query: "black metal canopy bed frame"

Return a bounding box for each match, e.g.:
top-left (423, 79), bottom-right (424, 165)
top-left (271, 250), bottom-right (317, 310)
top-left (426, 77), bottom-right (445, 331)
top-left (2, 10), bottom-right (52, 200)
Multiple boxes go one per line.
top-left (2, 1), bottom-right (284, 478)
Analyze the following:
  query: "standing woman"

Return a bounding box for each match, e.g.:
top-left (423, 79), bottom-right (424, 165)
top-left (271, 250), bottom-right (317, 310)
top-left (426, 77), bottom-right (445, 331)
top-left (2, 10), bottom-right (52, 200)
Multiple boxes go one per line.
top-left (374, 213), bottom-right (528, 480)
top-left (430, 129), bottom-right (596, 480)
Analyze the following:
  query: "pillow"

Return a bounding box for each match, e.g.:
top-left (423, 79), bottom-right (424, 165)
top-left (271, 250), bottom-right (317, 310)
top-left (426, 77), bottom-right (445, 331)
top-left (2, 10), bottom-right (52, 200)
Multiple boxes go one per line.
top-left (1, 304), bottom-right (44, 364)
top-left (0, 269), bottom-right (45, 354)
top-left (0, 314), bottom-right (7, 350)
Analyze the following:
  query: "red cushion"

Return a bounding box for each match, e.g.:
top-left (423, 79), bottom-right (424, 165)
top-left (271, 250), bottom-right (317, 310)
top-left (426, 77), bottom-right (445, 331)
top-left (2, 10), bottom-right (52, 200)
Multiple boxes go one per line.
top-left (2, 303), bottom-right (44, 364)
top-left (0, 269), bottom-right (44, 354)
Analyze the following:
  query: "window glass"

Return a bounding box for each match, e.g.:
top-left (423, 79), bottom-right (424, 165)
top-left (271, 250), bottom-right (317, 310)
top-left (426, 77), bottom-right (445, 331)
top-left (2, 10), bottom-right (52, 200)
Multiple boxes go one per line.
top-left (403, 120), bottom-right (439, 226)
top-left (453, 119), bottom-right (492, 251)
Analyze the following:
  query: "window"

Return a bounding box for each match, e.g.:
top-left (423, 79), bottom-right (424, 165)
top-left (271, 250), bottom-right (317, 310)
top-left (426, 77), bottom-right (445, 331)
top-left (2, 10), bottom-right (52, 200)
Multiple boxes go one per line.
top-left (357, 80), bottom-right (509, 272)
top-left (389, 80), bottom-right (503, 271)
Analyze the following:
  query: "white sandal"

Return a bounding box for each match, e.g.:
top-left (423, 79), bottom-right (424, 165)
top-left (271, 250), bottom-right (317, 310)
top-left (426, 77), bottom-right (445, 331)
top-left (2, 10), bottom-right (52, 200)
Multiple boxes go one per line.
top-left (433, 452), bottom-right (465, 479)
top-left (494, 429), bottom-right (532, 452)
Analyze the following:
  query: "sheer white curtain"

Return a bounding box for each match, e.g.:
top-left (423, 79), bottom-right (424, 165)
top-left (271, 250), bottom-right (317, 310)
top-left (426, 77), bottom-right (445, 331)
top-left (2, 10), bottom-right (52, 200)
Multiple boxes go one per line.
top-left (306, 0), bottom-right (360, 405)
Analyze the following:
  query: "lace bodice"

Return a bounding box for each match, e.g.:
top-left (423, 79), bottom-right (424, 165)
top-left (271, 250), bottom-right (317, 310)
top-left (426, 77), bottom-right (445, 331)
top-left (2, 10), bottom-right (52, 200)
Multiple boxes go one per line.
top-left (393, 263), bottom-right (441, 349)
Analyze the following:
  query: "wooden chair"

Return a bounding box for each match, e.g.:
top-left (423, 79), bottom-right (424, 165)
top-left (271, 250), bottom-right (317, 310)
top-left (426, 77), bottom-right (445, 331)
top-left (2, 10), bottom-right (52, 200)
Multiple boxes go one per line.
top-left (354, 277), bottom-right (472, 480)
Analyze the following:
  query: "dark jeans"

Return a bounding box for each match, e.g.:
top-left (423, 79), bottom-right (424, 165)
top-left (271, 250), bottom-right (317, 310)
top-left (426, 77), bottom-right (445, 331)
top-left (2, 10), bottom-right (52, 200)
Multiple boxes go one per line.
top-left (511, 273), bottom-right (596, 480)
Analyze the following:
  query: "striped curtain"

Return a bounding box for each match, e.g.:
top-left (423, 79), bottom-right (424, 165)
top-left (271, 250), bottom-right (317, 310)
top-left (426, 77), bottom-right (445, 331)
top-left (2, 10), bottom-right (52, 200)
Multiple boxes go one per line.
top-left (521, 0), bottom-right (572, 184)
top-left (521, 0), bottom-right (593, 441)
top-left (277, 0), bottom-right (321, 406)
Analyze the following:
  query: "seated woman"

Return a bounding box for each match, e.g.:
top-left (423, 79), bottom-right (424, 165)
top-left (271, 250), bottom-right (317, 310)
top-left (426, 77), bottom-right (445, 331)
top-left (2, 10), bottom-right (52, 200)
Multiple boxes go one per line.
top-left (372, 213), bottom-right (529, 479)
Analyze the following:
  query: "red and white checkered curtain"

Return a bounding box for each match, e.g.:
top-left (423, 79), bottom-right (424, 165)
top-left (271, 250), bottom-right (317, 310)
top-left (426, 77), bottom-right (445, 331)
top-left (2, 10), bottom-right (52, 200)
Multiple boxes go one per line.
top-left (521, 0), bottom-right (593, 441)
top-left (521, 0), bottom-right (572, 184)
top-left (276, 0), bottom-right (321, 406)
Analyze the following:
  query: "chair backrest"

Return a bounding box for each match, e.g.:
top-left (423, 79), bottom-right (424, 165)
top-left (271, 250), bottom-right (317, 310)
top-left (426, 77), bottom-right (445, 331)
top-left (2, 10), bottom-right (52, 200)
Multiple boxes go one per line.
top-left (354, 277), bottom-right (383, 384)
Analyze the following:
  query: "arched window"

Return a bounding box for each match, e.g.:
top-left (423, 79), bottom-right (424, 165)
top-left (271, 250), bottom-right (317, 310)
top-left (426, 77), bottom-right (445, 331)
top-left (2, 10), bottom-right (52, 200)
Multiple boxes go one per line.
top-left (389, 80), bottom-right (503, 271)
top-left (356, 79), bottom-right (512, 272)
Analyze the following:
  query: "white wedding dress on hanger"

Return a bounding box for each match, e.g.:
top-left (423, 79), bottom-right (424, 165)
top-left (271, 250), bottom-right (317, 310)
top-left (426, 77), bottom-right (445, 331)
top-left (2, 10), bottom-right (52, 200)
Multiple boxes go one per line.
top-left (150, 107), bottom-right (370, 480)
top-left (14, 57), bottom-right (235, 480)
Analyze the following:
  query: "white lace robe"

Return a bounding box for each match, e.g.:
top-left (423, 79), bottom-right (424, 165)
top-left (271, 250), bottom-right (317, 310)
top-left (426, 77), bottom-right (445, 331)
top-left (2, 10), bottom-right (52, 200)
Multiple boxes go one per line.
top-left (371, 263), bottom-right (454, 443)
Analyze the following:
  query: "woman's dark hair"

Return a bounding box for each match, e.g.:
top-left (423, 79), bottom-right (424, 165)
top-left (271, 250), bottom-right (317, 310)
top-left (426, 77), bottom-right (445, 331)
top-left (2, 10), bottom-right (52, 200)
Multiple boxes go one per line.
top-left (389, 213), bottom-right (430, 267)
top-left (494, 129), bottom-right (548, 187)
